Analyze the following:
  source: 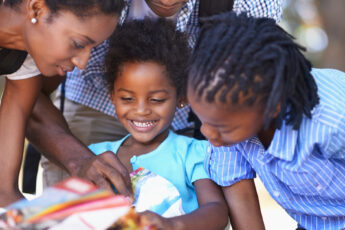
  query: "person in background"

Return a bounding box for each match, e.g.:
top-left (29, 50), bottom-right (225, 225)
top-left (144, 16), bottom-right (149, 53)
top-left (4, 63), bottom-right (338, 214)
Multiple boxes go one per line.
top-left (0, 0), bottom-right (124, 206)
top-left (187, 12), bottom-right (345, 230)
top-left (90, 18), bottom-right (230, 230)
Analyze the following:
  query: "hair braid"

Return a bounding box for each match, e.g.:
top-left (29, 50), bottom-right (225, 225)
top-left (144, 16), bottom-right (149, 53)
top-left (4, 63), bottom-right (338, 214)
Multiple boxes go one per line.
top-left (188, 12), bottom-right (319, 130)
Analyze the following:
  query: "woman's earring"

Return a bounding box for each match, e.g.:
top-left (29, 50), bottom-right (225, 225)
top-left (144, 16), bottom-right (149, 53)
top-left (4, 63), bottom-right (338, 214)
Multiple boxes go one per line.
top-left (31, 18), bottom-right (37, 24)
top-left (180, 103), bottom-right (185, 108)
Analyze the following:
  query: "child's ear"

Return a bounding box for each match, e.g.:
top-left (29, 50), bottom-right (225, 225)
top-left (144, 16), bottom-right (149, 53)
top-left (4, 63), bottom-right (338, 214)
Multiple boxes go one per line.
top-left (271, 103), bottom-right (281, 118)
top-left (110, 90), bottom-right (115, 102)
top-left (177, 97), bottom-right (188, 109)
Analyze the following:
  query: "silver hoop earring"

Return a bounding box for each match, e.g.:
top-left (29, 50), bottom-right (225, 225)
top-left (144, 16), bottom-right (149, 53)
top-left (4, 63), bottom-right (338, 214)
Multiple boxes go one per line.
top-left (31, 18), bottom-right (37, 24)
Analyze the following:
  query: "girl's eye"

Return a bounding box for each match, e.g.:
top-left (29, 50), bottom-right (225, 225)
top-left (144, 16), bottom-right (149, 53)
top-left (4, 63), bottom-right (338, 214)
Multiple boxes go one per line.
top-left (151, 98), bottom-right (166, 103)
top-left (120, 97), bottom-right (133, 101)
top-left (73, 40), bottom-right (85, 49)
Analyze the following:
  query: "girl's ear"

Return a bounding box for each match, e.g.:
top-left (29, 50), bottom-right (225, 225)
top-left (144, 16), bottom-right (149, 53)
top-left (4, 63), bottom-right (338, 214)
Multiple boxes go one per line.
top-left (110, 90), bottom-right (115, 102)
top-left (271, 103), bottom-right (281, 118)
top-left (177, 97), bottom-right (188, 108)
top-left (27, 0), bottom-right (48, 22)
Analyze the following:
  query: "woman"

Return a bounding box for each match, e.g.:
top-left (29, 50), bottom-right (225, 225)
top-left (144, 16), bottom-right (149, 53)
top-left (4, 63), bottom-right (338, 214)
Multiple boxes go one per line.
top-left (0, 0), bottom-right (124, 206)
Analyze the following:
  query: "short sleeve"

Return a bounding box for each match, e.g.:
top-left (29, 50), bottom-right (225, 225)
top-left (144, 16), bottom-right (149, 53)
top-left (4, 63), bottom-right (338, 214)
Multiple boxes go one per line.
top-left (206, 144), bottom-right (256, 186)
top-left (233, 0), bottom-right (283, 22)
top-left (185, 139), bottom-right (210, 184)
top-left (88, 141), bottom-right (120, 156)
top-left (6, 54), bottom-right (40, 80)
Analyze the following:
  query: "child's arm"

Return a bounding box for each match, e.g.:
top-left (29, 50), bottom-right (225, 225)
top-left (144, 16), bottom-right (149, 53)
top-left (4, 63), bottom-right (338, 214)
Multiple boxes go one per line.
top-left (223, 179), bottom-right (265, 230)
top-left (140, 179), bottom-right (229, 230)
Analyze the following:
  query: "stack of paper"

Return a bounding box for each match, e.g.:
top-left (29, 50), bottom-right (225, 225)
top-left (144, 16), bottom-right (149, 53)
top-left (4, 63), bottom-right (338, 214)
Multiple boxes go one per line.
top-left (0, 178), bottom-right (131, 229)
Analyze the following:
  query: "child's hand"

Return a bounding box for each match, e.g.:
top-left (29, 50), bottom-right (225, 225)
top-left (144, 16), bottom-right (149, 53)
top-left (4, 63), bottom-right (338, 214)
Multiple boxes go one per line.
top-left (140, 211), bottom-right (180, 230)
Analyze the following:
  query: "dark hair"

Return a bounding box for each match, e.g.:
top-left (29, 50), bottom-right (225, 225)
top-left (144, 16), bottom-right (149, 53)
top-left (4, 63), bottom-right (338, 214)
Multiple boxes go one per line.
top-left (188, 12), bottom-right (319, 130)
top-left (198, 0), bottom-right (234, 18)
top-left (3, 0), bottom-right (125, 17)
top-left (106, 18), bottom-right (190, 99)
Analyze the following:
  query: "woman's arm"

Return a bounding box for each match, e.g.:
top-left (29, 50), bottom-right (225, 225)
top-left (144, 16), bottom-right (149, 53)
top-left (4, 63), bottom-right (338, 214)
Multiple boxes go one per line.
top-left (223, 179), bottom-right (265, 230)
top-left (26, 77), bottom-right (132, 197)
top-left (140, 179), bottom-right (229, 230)
top-left (0, 76), bottom-right (42, 206)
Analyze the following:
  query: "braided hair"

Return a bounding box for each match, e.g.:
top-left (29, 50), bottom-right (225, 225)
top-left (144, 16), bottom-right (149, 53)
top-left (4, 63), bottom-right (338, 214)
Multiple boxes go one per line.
top-left (188, 12), bottom-right (319, 130)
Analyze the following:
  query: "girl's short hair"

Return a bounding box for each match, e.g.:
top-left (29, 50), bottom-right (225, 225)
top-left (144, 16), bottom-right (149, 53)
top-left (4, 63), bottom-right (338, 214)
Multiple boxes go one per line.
top-left (106, 18), bottom-right (190, 99)
top-left (188, 12), bottom-right (319, 130)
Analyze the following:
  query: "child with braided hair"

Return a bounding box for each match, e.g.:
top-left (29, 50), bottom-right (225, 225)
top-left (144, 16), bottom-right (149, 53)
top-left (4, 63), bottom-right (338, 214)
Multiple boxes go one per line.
top-left (188, 12), bottom-right (345, 230)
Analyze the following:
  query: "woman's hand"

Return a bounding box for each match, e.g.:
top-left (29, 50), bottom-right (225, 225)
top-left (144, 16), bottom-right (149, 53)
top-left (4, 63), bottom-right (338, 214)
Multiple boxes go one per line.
top-left (73, 151), bottom-right (133, 198)
top-left (27, 82), bottom-right (133, 198)
top-left (0, 190), bottom-right (24, 207)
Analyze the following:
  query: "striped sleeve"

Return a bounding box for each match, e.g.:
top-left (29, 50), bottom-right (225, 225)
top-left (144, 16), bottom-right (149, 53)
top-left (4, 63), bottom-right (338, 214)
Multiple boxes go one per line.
top-left (324, 114), bottom-right (345, 159)
top-left (207, 145), bottom-right (256, 186)
top-left (311, 68), bottom-right (345, 160)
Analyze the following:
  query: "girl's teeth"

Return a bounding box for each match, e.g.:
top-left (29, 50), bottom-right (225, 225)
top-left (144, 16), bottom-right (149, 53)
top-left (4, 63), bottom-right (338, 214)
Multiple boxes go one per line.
top-left (133, 121), bottom-right (155, 127)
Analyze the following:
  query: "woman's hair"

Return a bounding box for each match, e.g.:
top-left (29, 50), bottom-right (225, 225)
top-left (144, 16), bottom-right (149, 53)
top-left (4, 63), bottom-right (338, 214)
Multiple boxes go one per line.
top-left (106, 18), bottom-right (190, 99)
top-left (188, 12), bottom-right (319, 130)
top-left (3, 0), bottom-right (125, 17)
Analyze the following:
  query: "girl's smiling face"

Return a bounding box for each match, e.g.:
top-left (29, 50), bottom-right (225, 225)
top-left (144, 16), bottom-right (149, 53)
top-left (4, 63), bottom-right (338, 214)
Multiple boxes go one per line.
top-left (111, 61), bottom-right (178, 145)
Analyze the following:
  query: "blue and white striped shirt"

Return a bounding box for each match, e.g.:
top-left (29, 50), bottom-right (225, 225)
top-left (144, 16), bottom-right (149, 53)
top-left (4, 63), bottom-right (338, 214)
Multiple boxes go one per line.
top-left (62, 0), bottom-right (283, 131)
top-left (205, 68), bottom-right (345, 230)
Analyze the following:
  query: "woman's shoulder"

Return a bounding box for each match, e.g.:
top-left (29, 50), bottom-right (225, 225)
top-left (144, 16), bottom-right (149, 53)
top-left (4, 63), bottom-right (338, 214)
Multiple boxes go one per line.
top-left (5, 54), bottom-right (40, 79)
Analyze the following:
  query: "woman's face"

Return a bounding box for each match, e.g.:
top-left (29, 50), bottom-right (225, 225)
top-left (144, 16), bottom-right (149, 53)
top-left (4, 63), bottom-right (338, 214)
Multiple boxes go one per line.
top-left (145, 0), bottom-right (188, 17)
top-left (25, 9), bottom-right (118, 76)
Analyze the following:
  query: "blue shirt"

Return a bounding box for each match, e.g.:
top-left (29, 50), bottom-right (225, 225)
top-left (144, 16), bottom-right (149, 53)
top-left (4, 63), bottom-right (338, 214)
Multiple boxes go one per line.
top-left (205, 68), bottom-right (345, 230)
top-left (89, 130), bottom-right (209, 214)
top-left (62, 0), bottom-right (283, 131)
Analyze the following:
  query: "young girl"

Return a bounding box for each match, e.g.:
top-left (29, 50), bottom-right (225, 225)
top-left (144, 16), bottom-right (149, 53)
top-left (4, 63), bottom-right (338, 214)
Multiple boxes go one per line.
top-left (88, 19), bottom-right (229, 230)
top-left (187, 12), bottom-right (345, 230)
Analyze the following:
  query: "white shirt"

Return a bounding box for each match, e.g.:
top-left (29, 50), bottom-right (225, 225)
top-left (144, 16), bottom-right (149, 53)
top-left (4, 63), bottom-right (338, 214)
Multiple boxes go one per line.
top-left (5, 54), bottom-right (40, 80)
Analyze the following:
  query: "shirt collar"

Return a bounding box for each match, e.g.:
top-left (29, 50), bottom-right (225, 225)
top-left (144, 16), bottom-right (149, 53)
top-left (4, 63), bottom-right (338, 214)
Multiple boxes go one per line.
top-left (265, 121), bottom-right (298, 161)
top-left (120, 0), bottom-right (131, 24)
top-left (122, 0), bottom-right (196, 32)
top-left (176, 0), bottom-right (196, 32)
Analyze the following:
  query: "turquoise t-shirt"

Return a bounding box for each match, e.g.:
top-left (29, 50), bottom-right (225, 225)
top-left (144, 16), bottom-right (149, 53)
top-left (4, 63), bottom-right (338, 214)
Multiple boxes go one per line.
top-left (89, 130), bottom-right (209, 214)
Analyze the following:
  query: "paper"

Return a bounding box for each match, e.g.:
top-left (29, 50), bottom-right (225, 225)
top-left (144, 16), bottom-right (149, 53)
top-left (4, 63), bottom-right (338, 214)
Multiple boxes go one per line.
top-left (0, 177), bottom-right (131, 229)
top-left (131, 167), bottom-right (185, 217)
